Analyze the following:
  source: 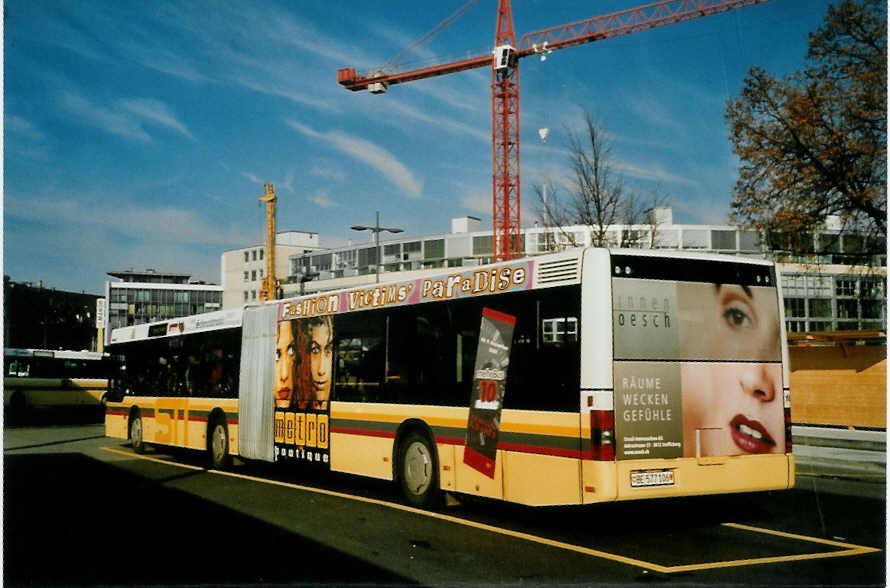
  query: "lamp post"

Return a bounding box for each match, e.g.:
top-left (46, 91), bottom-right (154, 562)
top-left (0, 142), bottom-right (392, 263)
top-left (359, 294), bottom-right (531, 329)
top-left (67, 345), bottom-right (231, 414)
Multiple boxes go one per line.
top-left (351, 211), bottom-right (403, 283)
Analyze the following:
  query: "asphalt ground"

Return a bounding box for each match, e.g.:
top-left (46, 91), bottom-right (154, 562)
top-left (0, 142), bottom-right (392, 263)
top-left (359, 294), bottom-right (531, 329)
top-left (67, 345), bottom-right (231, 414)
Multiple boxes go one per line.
top-left (4, 421), bottom-right (886, 586)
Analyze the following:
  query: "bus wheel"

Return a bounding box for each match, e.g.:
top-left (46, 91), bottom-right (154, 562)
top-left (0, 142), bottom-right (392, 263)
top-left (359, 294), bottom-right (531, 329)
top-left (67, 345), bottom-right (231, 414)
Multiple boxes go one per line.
top-left (130, 414), bottom-right (145, 454)
top-left (398, 431), bottom-right (440, 508)
top-left (209, 418), bottom-right (231, 470)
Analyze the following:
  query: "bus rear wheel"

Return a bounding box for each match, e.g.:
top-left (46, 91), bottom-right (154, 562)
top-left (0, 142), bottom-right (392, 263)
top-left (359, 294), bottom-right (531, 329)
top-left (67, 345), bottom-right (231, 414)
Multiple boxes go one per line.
top-left (130, 414), bottom-right (145, 454)
top-left (209, 418), bottom-right (231, 470)
top-left (398, 431), bottom-right (440, 508)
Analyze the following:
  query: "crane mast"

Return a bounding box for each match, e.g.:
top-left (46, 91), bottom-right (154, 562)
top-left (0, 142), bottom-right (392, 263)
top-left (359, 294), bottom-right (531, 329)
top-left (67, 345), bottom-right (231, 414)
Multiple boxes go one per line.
top-left (338, 0), bottom-right (770, 260)
top-left (258, 182), bottom-right (277, 302)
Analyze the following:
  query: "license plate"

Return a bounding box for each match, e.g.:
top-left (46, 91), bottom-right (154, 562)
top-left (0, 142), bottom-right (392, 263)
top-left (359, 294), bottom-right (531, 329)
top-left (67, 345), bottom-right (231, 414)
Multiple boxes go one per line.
top-left (630, 469), bottom-right (674, 488)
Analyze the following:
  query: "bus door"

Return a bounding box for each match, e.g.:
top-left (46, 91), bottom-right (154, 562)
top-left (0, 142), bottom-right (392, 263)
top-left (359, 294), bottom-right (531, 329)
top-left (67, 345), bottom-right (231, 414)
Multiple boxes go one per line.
top-left (238, 305), bottom-right (277, 463)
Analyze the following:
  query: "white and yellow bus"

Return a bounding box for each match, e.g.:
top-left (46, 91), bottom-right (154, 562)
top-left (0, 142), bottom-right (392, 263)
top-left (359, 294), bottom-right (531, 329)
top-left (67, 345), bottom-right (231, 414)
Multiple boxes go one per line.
top-left (5, 348), bottom-right (122, 422)
top-left (106, 248), bottom-right (794, 506)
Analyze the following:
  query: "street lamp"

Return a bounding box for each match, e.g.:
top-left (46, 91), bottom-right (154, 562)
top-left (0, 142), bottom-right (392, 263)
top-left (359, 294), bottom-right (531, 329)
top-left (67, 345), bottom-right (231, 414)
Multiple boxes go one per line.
top-left (351, 211), bottom-right (403, 283)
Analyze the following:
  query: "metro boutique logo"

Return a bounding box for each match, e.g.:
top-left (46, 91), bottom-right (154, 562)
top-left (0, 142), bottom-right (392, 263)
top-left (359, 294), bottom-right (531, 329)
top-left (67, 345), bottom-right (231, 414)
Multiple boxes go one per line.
top-left (614, 294), bottom-right (673, 329)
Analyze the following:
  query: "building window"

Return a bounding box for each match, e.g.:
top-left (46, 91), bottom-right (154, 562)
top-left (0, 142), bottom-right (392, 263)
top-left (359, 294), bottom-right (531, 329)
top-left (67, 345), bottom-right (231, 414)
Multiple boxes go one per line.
top-left (861, 278), bottom-right (885, 299)
top-left (837, 299), bottom-right (858, 319)
top-left (807, 276), bottom-right (832, 297)
top-left (862, 300), bottom-right (883, 320)
top-left (807, 299), bottom-right (832, 318)
top-left (424, 239), bottom-right (445, 259)
top-left (782, 274), bottom-right (806, 296)
top-left (738, 231), bottom-right (760, 251)
top-left (244, 291), bottom-right (249, 302)
top-left (260, 249), bottom-right (264, 260)
top-left (251, 270), bottom-right (257, 281)
top-left (784, 298), bottom-right (805, 318)
top-left (244, 251), bottom-right (249, 262)
top-left (251, 290), bottom-right (257, 300)
top-left (835, 278), bottom-right (857, 297)
top-left (711, 230), bottom-right (736, 250)
top-left (681, 229), bottom-right (709, 249)
top-left (472, 235), bottom-right (493, 256)
top-left (243, 271), bottom-right (249, 282)
top-left (252, 250), bottom-right (258, 261)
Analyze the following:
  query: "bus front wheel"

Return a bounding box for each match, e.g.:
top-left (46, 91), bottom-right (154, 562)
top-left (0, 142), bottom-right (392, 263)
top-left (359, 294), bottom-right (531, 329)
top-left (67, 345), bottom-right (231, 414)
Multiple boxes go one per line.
top-left (209, 418), bottom-right (231, 470)
top-left (398, 431), bottom-right (440, 508)
top-left (130, 414), bottom-right (145, 454)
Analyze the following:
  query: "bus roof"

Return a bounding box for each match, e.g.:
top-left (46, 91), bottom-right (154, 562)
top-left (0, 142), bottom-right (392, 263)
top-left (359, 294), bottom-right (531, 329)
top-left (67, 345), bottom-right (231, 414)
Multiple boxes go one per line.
top-left (4, 348), bottom-right (107, 360)
top-left (108, 307), bottom-right (244, 345)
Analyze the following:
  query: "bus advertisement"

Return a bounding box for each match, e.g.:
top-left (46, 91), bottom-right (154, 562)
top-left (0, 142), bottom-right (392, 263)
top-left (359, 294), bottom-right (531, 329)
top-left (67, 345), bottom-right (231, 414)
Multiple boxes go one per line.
top-left (105, 248), bottom-right (793, 507)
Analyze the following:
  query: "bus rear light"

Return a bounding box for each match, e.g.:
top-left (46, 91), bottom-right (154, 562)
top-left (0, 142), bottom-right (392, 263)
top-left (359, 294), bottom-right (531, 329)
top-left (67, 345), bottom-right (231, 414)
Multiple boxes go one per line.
top-left (784, 407), bottom-right (792, 454)
top-left (590, 409), bottom-right (615, 461)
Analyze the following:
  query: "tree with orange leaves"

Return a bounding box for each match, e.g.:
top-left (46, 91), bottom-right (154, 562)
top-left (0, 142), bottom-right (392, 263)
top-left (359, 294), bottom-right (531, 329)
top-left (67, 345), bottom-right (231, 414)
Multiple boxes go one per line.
top-left (725, 0), bottom-right (886, 261)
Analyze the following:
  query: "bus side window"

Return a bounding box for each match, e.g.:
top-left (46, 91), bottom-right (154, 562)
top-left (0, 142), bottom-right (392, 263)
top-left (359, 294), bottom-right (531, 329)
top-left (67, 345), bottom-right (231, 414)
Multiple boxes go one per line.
top-left (334, 312), bottom-right (384, 403)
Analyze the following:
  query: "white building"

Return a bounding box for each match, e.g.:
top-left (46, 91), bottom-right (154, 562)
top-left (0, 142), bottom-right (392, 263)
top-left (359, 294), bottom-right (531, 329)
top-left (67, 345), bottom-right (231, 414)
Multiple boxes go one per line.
top-left (220, 230), bottom-right (324, 308)
top-left (220, 211), bottom-right (886, 333)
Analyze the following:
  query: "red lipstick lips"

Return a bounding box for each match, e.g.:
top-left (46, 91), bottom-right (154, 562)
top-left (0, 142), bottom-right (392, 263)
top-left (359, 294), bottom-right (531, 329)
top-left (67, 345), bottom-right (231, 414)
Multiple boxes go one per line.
top-left (730, 414), bottom-right (776, 454)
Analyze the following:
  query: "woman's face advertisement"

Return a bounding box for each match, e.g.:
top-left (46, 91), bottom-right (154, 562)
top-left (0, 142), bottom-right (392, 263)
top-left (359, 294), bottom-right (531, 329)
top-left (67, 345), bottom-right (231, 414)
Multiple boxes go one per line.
top-left (681, 285), bottom-right (784, 456)
top-left (613, 265), bottom-right (784, 460)
top-left (275, 323), bottom-right (296, 408)
top-left (275, 316), bottom-right (334, 411)
top-left (309, 321), bottom-right (333, 407)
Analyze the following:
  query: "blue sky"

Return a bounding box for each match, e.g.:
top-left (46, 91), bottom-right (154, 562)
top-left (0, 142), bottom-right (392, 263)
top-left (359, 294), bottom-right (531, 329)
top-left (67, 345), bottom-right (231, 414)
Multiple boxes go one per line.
top-left (4, 0), bottom-right (839, 294)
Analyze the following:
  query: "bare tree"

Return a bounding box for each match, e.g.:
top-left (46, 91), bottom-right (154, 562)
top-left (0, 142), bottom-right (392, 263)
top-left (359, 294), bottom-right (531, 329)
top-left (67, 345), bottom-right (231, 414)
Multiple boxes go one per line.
top-left (565, 112), bottom-right (625, 247)
top-left (534, 111), bottom-right (670, 250)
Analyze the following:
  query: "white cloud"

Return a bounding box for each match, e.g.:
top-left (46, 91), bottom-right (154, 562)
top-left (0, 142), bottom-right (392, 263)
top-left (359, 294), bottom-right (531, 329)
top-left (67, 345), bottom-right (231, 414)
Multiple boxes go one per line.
top-left (309, 164), bottom-right (346, 182)
top-left (288, 120), bottom-right (423, 198)
top-left (241, 172), bottom-right (263, 184)
top-left (60, 91), bottom-right (151, 143)
top-left (308, 191), bottom-right (339, 209)
top-left (6, 194), bottom-right (253, 248)
top-left (119, 98), bottom-right (195, 140)
top-left (58, 90), bottom-right (194, 143)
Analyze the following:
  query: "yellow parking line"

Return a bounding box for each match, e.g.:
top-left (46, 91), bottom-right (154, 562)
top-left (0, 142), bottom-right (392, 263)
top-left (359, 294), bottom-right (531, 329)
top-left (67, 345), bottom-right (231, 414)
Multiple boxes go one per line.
top-left (101, 446), bottom-right (205, 471)
top-left (99, 446), bottom-right (879, 575)
top-left (653, 522), bottom-right (880, 574)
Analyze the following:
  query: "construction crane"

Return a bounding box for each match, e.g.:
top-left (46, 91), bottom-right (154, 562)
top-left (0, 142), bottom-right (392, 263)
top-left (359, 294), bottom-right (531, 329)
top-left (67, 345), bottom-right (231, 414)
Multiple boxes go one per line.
top-left (338, 0), bottom-right (768, 261)
top-left (258, 182), bottom-right (278, 302)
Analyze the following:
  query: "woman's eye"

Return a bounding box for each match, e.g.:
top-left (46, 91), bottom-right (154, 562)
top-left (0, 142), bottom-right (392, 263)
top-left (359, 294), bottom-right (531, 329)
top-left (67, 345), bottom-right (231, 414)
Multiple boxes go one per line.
top-left (288, 345), bottom-right (296, 357)
top-left (723, 307), bottom-right (753, 328)
top-left (275, 349), bottom-right (281, 360)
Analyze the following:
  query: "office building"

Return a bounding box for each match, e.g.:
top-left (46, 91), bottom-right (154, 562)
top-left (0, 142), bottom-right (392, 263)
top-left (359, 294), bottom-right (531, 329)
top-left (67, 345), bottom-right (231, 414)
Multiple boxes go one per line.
top-left (220, 230), bottom-right (324, 308)
top-left (104, 269), bottom-right (223, 337)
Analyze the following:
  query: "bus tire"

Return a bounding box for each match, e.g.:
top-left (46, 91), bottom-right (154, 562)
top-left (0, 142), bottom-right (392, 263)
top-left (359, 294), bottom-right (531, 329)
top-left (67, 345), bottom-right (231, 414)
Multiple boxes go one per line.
top-left (398, 431), bottom-right (440, 508)
top-left (130, 413), bottom-right (145, 454)
top-left (209, 417), bottom-right (231, 470)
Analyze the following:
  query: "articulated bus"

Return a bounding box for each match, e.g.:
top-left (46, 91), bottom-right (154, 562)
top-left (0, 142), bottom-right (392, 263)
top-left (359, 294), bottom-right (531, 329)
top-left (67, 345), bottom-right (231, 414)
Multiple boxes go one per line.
top-left (5, 348), bottom-right (122, 421)
top-left (105, 248), bottom-right (794, 506)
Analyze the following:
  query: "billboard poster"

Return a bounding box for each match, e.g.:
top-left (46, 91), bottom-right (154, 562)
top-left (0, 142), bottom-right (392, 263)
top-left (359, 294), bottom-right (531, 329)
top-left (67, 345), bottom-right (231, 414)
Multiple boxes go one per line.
top-left (463, 308), bottom-right (516, 478)
top-left (273, 315), bottom-right (332, 464)
top-left (611, 257), bottom-right (784, 460)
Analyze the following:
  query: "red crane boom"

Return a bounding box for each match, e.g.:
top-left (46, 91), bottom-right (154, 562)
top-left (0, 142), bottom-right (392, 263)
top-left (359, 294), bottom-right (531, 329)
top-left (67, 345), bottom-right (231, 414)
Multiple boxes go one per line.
top-left (338, 0), bottom-right (769, 260)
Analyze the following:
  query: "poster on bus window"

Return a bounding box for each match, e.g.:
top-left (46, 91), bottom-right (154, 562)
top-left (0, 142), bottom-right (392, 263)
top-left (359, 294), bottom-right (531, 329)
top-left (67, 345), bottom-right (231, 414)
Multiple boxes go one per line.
top-left (612, 272), bottom-right (784, 460)
top-left (273, 316), bottom-right (333, 464)
top-left (463, 308), bottom-right (516, 478)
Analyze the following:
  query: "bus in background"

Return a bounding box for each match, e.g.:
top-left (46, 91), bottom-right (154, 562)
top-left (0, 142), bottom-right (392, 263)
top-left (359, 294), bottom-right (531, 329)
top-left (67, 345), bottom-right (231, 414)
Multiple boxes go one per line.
top-left (105, 248), bottom-right (794, 506)
top-left (4, 348), bottom-right (123, 423)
